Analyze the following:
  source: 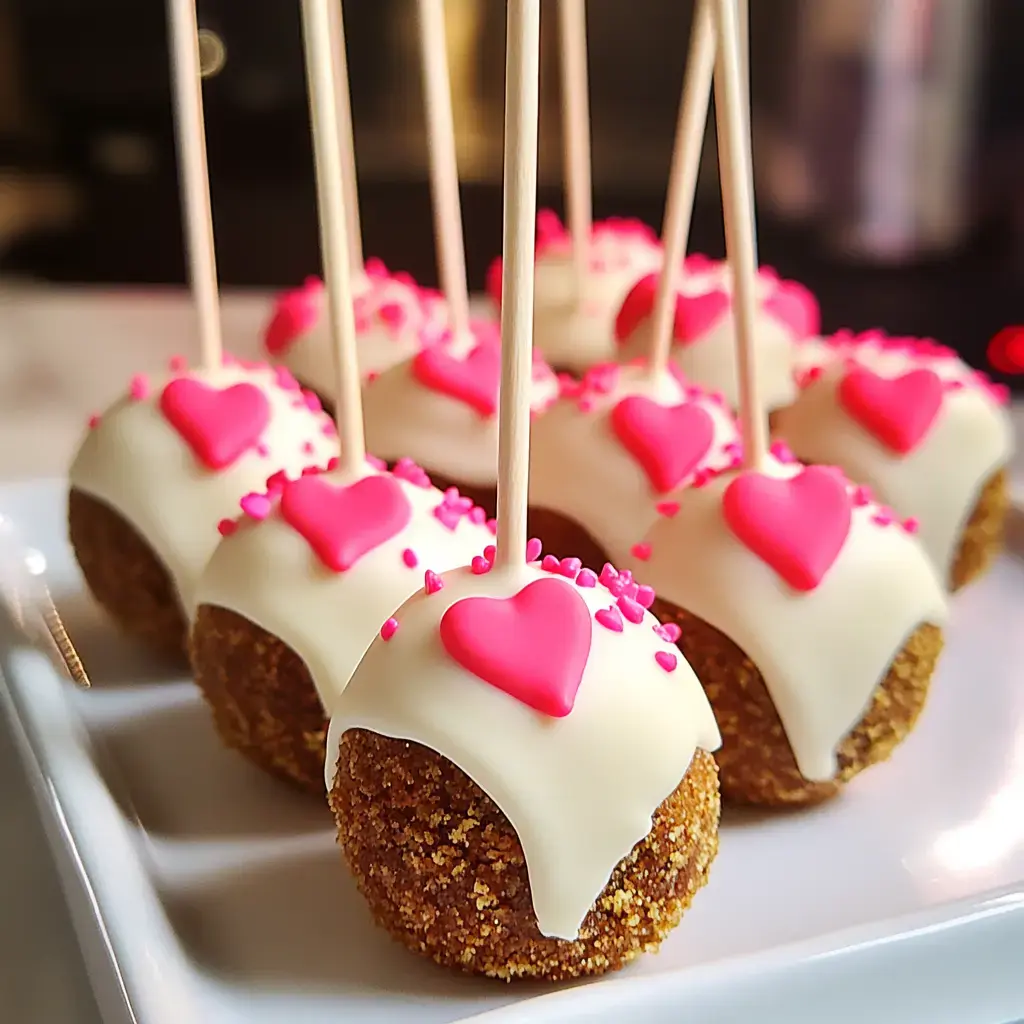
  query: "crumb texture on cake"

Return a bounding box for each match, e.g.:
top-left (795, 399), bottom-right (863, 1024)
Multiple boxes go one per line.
top-left (191, 604), bottom-right (328, 793)
top-left (651, 599), bottom-right (944, 806)
top-left (330, 730), bottom-right (720, 981)
top-left (950, 470), bottom-right (1008, 591)
top-left (68, 487), bottom-right (188, 661)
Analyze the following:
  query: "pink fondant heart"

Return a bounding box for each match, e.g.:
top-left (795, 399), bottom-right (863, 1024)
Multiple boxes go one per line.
top-left (674, 288), bottom-right (730, 342)
top-left (610, 396), bottom-right (716, 494)
top-left (763, 280), bottom-right (820, 338)
top-left (159, 378), bottom-right (271, 470)
top-left (722, 466), bottom-right (853, 591)
top-left (439, 577), bottom-right (593, 718)
top-left (838, 367), bottom-right (943, 455)
top-left (263, 278), bottom-right (322, 355)
top-left (412, 340), bottom-right (501, 417)
top-left (279, 474), bottom-right (412, 572)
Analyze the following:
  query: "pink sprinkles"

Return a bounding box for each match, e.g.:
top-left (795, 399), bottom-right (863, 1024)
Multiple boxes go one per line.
top-left (595, 606), bottom-right (624, 633)
top-left (631, 542), bottom-right (652, 561)
top-left (402, 548), bottom-right (419, 568)
top-left (424, 570), bottom-right (444, 595)
top-left (129, 374), bottom-right (150, 401)
top-left (240, 492), bottom-right (272, 520)
top-left (654, 622), bottom-right (682, 643)
top-left (380, 618), bottom-right (399, 641)
top-left (655, 651), bottom-right (678, 673)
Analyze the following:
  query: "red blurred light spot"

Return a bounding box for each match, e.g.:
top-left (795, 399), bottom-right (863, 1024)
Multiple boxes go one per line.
top-left (986, 327), bottom-right (1024, 375)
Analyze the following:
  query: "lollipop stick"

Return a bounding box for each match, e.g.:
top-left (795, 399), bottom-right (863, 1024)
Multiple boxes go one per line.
top-left (736, 0), bottom-right (758, 261)
top-left (558, 0), bottom-right (592, 302)
top-left (327, 0), bottom-right (363, 273)
top-left (646, 0), bottom-right (715, 381)
top-left (417, 0), bottom-right (471, 343)
top-left (711, 0), bottom-right (767, 469)
top-left (167, 0), bottom-right (221, 371)
top-left (494, 0), bottom-right (541, 572)
top-left (300, 0), bottom-right (366, 473)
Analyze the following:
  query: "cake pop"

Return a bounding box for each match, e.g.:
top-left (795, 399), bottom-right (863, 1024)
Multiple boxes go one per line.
top-left (68, 0), bottom-right (338, 660)
top-left (528, 359), bottom-right (741, 570)
top-left (772, 329), bottom-right (1014, 590)
top-left (623, 0), bottom-right (948, 807)
top-left (326, 1), bottom-right (721, 979)
top-left (190, 0), bottom-right (500, 792)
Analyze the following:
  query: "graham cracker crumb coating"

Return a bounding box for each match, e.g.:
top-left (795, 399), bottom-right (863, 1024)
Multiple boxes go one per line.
top-left (190, 605), bottom-right (327, 794)
top-left (329, 731), bottom-right (720, 981)
top-left (950, 469), bottom-right (1008, 591)
top-left (650, 597), bottom-right (944, 807)
top-left (68, 487), bottom-right (188, 662)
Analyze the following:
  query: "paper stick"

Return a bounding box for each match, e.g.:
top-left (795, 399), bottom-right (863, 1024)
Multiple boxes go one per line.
top-left (417, 0), bottom-right (472, 344)
top-left (327, 0), bottom-right (363, 273)
top-left (558, 0), bottom-right (592, 301)
top-left (646, 0), bottom-right (715, 381)
top-left (300, 0), bottom-right (366, 473)
top-left (711, 0), bottom-right (767, 469)
top-left (494, 0), bottom-right (541, 571)
top-left (736, 0), bottom-right (758, 261)
top-left (167, 0), bottom-right (221, 371)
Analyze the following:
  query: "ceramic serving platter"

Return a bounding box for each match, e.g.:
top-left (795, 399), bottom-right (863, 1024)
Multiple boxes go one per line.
top-left (2, 476), bottom-right (1024, 1024)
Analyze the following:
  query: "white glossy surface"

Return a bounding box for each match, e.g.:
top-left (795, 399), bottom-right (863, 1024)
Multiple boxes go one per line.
top-left (1, 476), bottom-right (1024, 1023)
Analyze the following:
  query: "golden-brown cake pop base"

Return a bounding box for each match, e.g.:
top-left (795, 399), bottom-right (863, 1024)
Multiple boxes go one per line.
top-left (190, 605), bottom-right (327, 794)
top-left (330, 731), bottom-right (720, 981)
top-left (68, 488), bottom-right (189, 663)
top-left (950, 470), bottom-right (1008, 591)
top-left (649, 599), bottom-right (944, 807)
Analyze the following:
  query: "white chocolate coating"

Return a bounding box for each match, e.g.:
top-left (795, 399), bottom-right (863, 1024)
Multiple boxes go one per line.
top-left (363, 337), bottom-right (560, 487)
top-left (326, 561), bottom-right (721, 941)
top-left (264, 268), bottom-right (448, 399)
top-left (616, 271), bottom-right (798, 413)
top-left (774, 333), bottom-right (1015, 582)
top-left (622, 456), bottom-right (948, 783)
top-left (194, 464), bottom-right (493, 709)
top-left (529, 363), bottom-right (741, 564)
top-left (69, 362), bottom-right (339, 616)
top-left (530, 231), bottom-right (663, 373)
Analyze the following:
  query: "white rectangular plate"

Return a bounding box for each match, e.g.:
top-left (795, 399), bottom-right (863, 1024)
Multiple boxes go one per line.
top-left (2, 477), bottom-right (1024, 1024)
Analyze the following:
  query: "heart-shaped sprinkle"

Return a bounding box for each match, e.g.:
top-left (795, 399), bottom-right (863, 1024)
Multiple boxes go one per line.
top-left (412, 340), bottom-right (501, 416)
top-left (160, 378), bottom-right (271, 470)
top-left (439, 578), bottom-right (593, 718)
top-left (280, 474), bottom-right (412, 573)
top-left (655, 500), bottom-right (680, 518)
top-left (655, 651), bottom-right (678, 673)
top-left (576, 568), bottom-right (597, 588)
top-left (722, 466), bottom-right (853, 591)
top-left (838, 367), bottom-right (943, 455)
top-left (424, 570), bottom-right (444, 595)
top-left (526, 537), bottom-right (543, 562)
top-left (654, 621), bottom-right (682, 643)
top-left (617, 595), bottom-right (644, 624)
top-left (631, 542), bottom-right (652, 561)
top-left (595, 606), bottom-right (624, 633)
top-left (611, 396), bottom-right (716, 494)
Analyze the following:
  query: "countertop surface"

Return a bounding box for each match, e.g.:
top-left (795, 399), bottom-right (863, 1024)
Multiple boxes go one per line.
top-left (0, 285), bottom-right (1021, 1024)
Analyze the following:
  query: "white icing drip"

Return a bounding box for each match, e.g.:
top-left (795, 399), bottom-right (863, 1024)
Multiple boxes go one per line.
top-left (362, 353), bottom-right (560, 487)
top-left (622, 456), bottom-right (949, 782)
top-left (774, 337), bottom-right (1015, 581)
top-left (529, 364), bottom-right (740, 564)
top-left (532, 239), bottom-right (662, 372)
top-left (325, 561), bottom-right (721, 941)
top-left (69, 363), bottom-right (339, 616)
top-left (194, 465), bottom-right (493, 708)
top-left (617, 307), bottom-right (797, 412)
top-left (271, 273), bottom-right (448, 398)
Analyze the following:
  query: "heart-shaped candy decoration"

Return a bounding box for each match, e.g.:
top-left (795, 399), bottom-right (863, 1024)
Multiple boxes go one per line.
top-left (838, 367), bottom-right (943, 455)
top-left (439, 577), bottom-right (593, 718)
top-left (263, 278), bottom-right (322, 355)
top-left (674, 288), bottom-right (731, 343)
top-left (610, 396), bottom-right (716, 494)
top-left (722, 466), bottom-right (853, 591)
top-left (412, 340), bottom-right (501, 417)
top-left (279, 474), bottom-right (412, 573)
top-left (763, 280), bottom-right (820, 338)
top-left (160, 378), bottom-right (271, 470)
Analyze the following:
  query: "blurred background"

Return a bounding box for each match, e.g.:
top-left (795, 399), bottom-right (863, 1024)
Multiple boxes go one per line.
top-left (0, 0), bottom-right (1023, 386)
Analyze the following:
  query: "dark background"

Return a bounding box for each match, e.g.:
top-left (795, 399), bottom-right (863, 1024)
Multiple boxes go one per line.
top-left (1, 0), bottom-right (1024, 390)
